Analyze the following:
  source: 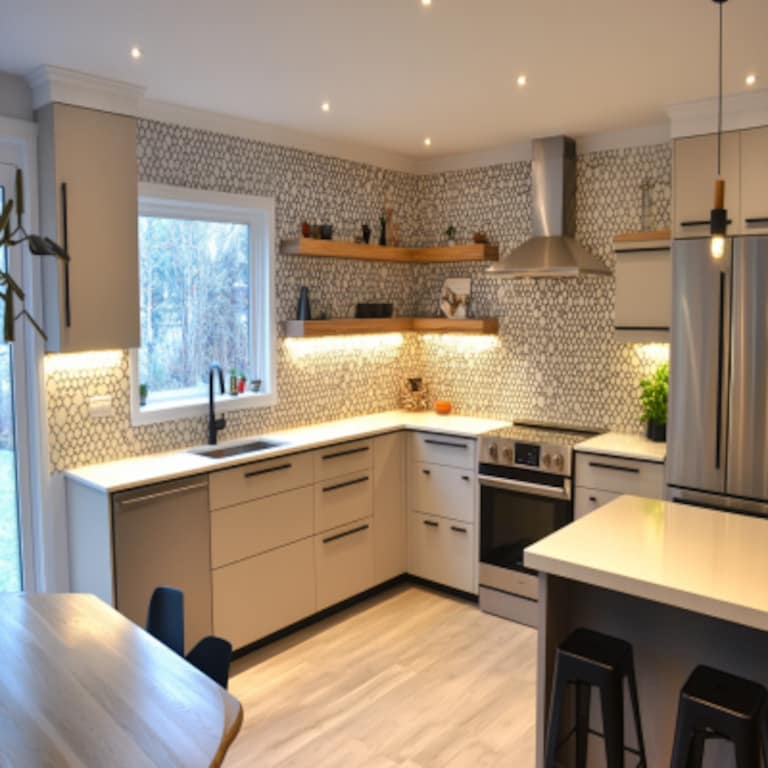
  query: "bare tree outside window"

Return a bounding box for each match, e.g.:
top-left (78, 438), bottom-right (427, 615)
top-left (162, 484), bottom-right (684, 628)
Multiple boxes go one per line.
top-left (138, 216), bottom-right (251, 401)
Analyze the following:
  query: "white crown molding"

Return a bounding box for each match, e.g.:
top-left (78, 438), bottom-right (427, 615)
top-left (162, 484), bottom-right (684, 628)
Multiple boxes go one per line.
top-left (666, 89), bottom-right (768, 138)
top-left (26, 65), bottom-right (146, 115)
top-left (139, 99), bottom-right (418, 174)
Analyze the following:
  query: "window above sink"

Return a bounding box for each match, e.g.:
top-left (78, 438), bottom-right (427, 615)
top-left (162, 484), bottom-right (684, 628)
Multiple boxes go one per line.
top-left (129, 184), bottom-right (276, 427)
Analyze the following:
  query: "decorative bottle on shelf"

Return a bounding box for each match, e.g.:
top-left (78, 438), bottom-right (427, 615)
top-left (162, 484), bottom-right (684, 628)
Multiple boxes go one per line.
top-left (379, 216), bottom-right (387, 246)
top-left (297, 287), bottom-right (311, 320)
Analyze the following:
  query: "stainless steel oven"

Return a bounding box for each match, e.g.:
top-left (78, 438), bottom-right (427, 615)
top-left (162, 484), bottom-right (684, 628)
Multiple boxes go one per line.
top-left (478, 423), bottom-right (595, 626)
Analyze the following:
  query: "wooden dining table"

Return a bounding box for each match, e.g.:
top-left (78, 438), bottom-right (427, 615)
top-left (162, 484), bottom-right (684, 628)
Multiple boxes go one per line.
top-left (0, 592), bottom-right (243, 767)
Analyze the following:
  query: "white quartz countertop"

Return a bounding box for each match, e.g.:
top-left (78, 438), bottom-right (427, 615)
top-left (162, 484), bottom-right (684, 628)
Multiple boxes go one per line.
top-left (575, 432), bottom-right (666, 463)
top-left (65, 410), bottom-right (510, 493)
top-left (525, 496), bottom-right (768, 632)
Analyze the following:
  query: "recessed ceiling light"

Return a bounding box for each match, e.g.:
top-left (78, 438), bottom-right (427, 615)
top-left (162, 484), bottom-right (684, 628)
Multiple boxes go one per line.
top-left (746, 73), bottom-right (757, 86)
top-left (516, 74), bottom-right (527, 87)
top-left (321, 101), bottom-right (331, 112)
top-left (130, 46), bottom-right (142, 60)
top-left (424, 137), bottom-right (432, 147)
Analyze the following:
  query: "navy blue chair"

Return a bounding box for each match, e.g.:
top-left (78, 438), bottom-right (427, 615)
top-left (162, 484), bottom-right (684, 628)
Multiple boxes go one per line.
top-left (146, 586), bottom-right (184, 656)
top-left (186, 635), bottom-right (233, 689)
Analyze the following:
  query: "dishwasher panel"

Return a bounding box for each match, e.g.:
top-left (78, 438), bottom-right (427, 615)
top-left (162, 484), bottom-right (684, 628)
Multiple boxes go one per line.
top-left (113, 476), bottom-right (212, 652)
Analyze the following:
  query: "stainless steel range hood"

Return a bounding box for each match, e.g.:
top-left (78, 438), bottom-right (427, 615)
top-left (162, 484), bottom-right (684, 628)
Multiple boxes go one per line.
top-left (487, 136), bottom-right (610, 278)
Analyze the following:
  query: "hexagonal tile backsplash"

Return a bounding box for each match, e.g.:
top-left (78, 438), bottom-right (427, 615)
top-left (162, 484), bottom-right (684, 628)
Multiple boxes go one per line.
top-left (45, 121), bottom-right (671, 472)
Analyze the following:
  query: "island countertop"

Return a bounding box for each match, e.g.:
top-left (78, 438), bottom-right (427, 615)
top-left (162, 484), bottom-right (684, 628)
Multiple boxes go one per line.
top-left (524, 495), bottom-right (768, 633)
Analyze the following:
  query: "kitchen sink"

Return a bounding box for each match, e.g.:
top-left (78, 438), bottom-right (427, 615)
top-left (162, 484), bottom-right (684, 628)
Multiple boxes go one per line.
top-left (189, 439), bottom-right (285, 460)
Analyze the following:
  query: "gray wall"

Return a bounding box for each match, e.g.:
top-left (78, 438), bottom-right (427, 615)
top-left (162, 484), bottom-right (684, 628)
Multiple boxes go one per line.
top-left (0, 73), bottom-right (33, 121)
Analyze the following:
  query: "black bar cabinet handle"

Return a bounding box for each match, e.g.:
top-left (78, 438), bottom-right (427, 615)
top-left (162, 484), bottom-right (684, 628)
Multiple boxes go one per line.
top-left (461, 475), bottom-right (471, 481)
top-left (588, 461), bottom-right (640, 475)
top-left (322, 446), bottom-right (370, 461)
top-left (244, 463), bottom-right (292, 479)
top-left (322, 476), bottom-right (369, 493)
top-left (680, 219), bottom-right (732, 227)
top-left (589, 496), bottom-right (598, 503)
top-left (322, 524), bottom-right (369, 545)
top-left (422, 469), bottom-right (431, 476)
top-left (423, 520), bottom-right (439, 528)
top-left (715, 271), bottom-right (726, 470)
top-left (424, 439), bottom-right (467, 449)
top-left (450, 526), bottom-right (467, 534)
top-left (61, 182), bottom-right (71, 327)
top-left (745, 217), bottom-right (768, 225)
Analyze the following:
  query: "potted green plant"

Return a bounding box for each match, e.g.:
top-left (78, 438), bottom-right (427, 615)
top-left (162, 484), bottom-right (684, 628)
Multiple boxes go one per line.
top-left (139, 383), bottom-right (149, 407)
top-left (640, 363), bottom-right (669, 442)
top-left (445, 225), bottom-right (457, 247)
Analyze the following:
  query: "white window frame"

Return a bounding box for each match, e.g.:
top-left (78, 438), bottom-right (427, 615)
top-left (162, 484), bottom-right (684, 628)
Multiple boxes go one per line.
top-left (130, 183), bottom-right (276, 427)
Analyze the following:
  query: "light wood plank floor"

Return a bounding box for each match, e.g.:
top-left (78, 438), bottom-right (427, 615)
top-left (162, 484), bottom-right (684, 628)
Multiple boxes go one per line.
top-left (228, 585), bottom-right (537, 767)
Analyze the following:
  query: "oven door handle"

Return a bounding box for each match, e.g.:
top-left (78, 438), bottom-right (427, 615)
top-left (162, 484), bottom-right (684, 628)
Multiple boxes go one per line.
top-left (479, 474), bottom-right (571, 501)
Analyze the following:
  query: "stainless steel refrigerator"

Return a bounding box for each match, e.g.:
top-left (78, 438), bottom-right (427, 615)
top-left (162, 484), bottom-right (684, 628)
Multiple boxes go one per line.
top-left (668, 236), bottom-right (768, 516)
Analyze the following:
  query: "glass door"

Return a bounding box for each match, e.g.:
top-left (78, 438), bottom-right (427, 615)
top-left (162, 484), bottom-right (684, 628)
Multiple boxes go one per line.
top-left (0, 165), bottom-right (22, 591)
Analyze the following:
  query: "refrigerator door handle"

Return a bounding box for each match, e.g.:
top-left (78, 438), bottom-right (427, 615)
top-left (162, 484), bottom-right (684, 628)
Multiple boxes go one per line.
top-left (715, 271), bottom-right (726, 470)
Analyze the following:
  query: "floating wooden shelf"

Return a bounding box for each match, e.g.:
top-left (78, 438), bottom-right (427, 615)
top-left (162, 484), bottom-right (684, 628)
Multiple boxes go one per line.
top-left (284, 317), bottom-right (499, 338)
top-left (613, 229), bottom-right (671, 244)
top-left (281, 238), bottom-right (499, 264)
top-left (410, 317), bottom-right (499, 334)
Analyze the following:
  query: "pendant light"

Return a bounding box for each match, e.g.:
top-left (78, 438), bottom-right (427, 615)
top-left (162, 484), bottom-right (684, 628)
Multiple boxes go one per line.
top-left (710, 0), bottom-right (728, 260)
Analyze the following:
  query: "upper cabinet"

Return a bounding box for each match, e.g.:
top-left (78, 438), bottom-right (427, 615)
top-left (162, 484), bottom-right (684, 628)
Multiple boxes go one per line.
top-left (673, 132), bottom-right (740, 239)
top-left (37, 103), bottom-right (140, 353)
top-left (740, 126), bottom-right (768, 235)
top-left (673, 126), bottom-right (768, 239)
top-left (613, 232), bottom-right (672, 343)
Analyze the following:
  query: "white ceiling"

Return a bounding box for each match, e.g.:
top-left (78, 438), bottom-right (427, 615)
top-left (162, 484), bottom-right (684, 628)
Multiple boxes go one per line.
top-left (2, 0), bottom-right (767, 159)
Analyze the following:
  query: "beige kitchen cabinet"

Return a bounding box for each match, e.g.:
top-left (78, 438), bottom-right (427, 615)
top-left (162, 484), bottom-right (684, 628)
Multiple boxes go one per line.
top-left (406, 432), bottom-right (478, 594)
top-left (314, 439), bottom-right (372, 481)
top-left (740, 126), bottom-right (768, 235)
top-left (407, 512), bottom-right (475, 594)
top-left (314, 518), bottom-right (375, 610)
top-left (210, 485), bottom-right (314, 569)
top-left (673, 132), bottom-right (740, 239)
top-left (212, 538), bottom-right (316, 651)
top-left (314, 470), bottom-right (373, 533)
top-left (37, 103), bottom-right (139, 352)
top-left (574, 451), bottom-right (664, 519)
top-left (573, 487), bottom-right (621, 520)
top-left (410, 462), bottom-right (475, 524)
top-left (613, 234), bottom-right (671, 343)
top-left (373, 433), bottom-right (406, 584)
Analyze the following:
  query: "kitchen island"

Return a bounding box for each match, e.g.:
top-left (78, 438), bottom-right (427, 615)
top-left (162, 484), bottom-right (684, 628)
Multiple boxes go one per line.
top-left (524, 495), bottom-right (768, 768)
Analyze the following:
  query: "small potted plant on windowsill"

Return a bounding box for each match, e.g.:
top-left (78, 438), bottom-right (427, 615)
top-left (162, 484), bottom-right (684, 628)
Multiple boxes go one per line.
top-left (640, 362), bottom-right (669, 442)
top-left (139, 383), bottom-right (149, 407)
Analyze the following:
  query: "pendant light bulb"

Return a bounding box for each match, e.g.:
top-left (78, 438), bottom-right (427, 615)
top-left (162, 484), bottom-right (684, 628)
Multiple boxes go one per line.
top-left (710, 234), bottom-right (726, 260)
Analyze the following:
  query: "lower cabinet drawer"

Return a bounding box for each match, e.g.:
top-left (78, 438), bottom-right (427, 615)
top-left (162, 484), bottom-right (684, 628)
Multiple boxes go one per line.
top-left (314, 470), bottom-right (373, 533)
top-left (212, 538), bottom-right (316, 650)
top-left (574, 486), bottom-right (621, 520)
top-left (210, 485), bottom-right (314, 568)
top-left (314, 518), bottom-right (374, 611)
top-left (409, 432), bottom-right (476, 470)
top-left (314, 439), bottom-right (372, 482)
top-left (410, 462), bottom-right (475, 523)
top-left (575, 452), bottom-right (665, 497)
top-left (407, 512), bottom-right (475, 594)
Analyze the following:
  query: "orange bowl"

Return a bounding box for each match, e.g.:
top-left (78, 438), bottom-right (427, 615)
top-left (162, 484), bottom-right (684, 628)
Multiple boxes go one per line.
top-left (435, 400), bottom-right (452, 415)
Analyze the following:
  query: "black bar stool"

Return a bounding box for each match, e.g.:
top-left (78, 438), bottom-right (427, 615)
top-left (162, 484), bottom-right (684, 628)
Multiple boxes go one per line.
top-left (670, 665), bottom-right (768, 767)
top-left (545, 628), bottom-right (647, 768)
